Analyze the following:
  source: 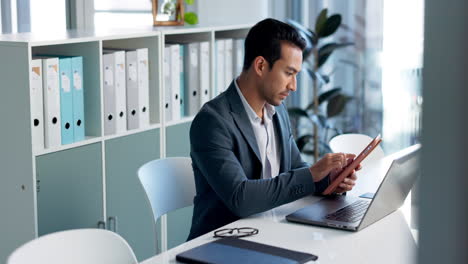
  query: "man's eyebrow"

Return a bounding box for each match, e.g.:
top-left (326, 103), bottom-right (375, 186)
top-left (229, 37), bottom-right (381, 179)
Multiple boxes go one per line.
top-left (286, 66), bottom-right (300, 73)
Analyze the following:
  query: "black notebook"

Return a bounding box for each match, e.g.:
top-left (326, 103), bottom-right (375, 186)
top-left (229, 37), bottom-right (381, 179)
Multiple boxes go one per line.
top-left (176, 237), bottom-right (318, 264)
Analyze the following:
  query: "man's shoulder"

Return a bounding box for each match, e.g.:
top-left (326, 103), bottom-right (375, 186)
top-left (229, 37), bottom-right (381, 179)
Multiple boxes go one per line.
top-left (192, 93), bottom-right (232, 126)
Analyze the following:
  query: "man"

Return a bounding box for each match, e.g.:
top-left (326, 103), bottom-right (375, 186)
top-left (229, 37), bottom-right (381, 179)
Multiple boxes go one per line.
top-left (188, 18), bottom-right (358, 240)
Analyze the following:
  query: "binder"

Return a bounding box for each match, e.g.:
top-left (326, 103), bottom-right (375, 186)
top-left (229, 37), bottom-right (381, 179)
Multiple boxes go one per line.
top-left (136, 48), bottom-right (150, 128)
top-left (179, 45), bottom-right (185, 117)
top-left (163, 45), bottom-right (172, 122)
top-left (113, 51), bottom-right (127, 133)
top-left (176, 237), bottom-right (318, 264)
top-left (215, 39), bottom-right (225, 96)
top-left (233, 38), bottom-right (245, 77)
top-left (126, 50), bottom-right (140, 130)
top-left (169, 44), bottom-right (181, 121)
top-left (224, 38), bottom-right (234, 89)
top-left (41, 57), bottom-right (61, 148)
top-left (58, 57), bottom-right (74, 144)
top-left (199, 41), bottom-right (210, 108)
top-left (30, 59), bottom-right (45, 151)
top-left (102, 53), bottom-right (117, 135)
top-left (184, 42), bottom-right (199, 116)
top-left (71, 56), bottom-right (85, 142)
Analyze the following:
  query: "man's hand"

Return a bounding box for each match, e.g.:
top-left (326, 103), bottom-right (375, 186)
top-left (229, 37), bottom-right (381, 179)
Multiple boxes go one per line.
top-left (329, 155), bottom-right (362, 194)
top-left (309, 153), bottom-right (362, 193)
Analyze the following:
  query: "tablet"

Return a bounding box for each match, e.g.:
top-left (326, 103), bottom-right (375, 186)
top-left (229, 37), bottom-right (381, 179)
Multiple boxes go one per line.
top-left (322, 134), bottom-right (382, 195)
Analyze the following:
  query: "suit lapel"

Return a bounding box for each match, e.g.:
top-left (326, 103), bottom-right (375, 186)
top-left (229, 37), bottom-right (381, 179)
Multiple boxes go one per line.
top-left (274, 105), bottom-right (289, 173)
top-left (226, 82), bottom-right (262, 163)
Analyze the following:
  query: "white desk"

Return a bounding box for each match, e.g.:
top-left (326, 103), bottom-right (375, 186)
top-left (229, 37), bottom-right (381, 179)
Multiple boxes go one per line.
top-left (141, 157), bottom-right (417, 264)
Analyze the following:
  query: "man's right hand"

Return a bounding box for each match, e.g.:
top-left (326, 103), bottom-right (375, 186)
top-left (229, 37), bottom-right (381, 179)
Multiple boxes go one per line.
top-left (309, 153), bottom-right (356, 182)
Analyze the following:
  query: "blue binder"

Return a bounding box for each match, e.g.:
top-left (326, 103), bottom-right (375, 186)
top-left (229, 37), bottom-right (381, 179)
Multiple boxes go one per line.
top-left (71, 56), bottom-right (85, 142)
top-left (176, 237), bottom-right (318, 264)
top-left (58, 57), bottom-right (74, 145)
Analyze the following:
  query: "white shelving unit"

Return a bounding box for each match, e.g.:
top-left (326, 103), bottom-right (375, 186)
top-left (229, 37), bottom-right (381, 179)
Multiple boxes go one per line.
top-left (0, 24), bottom-right (251, 262)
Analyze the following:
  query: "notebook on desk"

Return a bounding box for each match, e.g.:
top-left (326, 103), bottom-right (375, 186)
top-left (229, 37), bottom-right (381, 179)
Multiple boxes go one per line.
top-left (286, 144), bottom-right (420, 232)
top-left (176, 237), bottom-right (318, 264)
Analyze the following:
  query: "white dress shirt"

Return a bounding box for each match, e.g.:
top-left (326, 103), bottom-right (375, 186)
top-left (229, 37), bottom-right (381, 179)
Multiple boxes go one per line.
top-left (234, 79), bottom-right (281, 220)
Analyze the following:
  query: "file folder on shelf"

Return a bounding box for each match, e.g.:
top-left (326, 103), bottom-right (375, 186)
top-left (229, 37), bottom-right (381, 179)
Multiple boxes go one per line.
top-left (199, 41), bottom-right (210, 109)
top-left (30, 59), bottom-right (45, 151)
top-left (126, 50), bottom-right (140, 130)
top-left (224, 38), bottom-right (234, 89)
top-left (136, 48), bottom-right (150, 128)
top-left (112, 51), bottom-right (128, 133)
top-left (179, 45), bottom-right (185, 117)
top-left (41, 57), bottom-right (62, 148)
top-left (215, 39), bottom-right (225, 96)
top-left (58, 57), bottom-right (74, 145)
top-left (169, 44), bottom-right (181, 121)
top-left (71, 56), bottom-right (85, 142)
top-left (163, 45), bottom-right (172, 122)
top-left (233, 38), bottom-right (245, 77)
top-left (184, 42), bottom-right (200, 116)
top-left (102, 53), bottom-right (117, 135)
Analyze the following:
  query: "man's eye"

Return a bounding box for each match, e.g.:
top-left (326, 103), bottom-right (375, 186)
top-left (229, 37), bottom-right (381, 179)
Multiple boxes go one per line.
top-left (286, 72), bottom-right (293, 76)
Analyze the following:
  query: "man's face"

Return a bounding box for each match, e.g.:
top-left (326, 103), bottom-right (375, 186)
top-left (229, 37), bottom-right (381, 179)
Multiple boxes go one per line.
top-left (259, 41), bottom-right (303, 106)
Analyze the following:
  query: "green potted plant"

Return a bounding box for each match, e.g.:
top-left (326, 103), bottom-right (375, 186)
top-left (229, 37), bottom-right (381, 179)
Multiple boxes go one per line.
top-left (287, 8), bottom-right (354, 161)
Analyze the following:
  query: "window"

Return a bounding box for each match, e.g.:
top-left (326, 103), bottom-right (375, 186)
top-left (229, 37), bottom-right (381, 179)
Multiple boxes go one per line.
top-left (94, 0), bottom-right (153, 30)
top-left (31, 0), bottom-right (66, 32)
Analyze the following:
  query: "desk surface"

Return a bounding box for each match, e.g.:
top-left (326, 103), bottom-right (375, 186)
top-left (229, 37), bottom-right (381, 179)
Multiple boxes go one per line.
top-left (141, 158), bottom-right (417, 264)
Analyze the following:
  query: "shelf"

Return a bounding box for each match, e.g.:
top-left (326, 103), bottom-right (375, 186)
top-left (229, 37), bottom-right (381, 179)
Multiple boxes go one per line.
top-left (165, 116), bottom-right (195, 127)
top-left (103, 123), bottom-right (162, 142)
top-left (35, 136), bottom-right (102, 157)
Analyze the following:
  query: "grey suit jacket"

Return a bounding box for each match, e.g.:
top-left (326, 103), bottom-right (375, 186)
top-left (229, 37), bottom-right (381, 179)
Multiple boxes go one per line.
top-left (187, 81), bottom-right (329, 240)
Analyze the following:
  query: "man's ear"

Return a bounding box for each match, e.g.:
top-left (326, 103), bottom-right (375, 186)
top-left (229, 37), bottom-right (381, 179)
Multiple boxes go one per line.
top-left (253, 56), bottom-right (267, 76)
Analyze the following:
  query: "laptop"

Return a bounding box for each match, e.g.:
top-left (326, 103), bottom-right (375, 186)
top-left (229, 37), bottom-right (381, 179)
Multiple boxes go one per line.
top-left (286, 144), bottom-right (420, 231)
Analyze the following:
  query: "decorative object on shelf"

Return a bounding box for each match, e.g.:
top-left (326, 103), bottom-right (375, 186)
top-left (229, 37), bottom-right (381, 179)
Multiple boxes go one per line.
top-left (287, 8), bottom-right (354, 161)
top-left (152, 0), bottom-right (185, 26)
top-left (152, 0), bottom-right (198, 26)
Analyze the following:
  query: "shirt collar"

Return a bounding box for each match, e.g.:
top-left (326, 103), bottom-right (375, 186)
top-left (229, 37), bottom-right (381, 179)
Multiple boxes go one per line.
top-left (234, 78), bottom-right (276, 123)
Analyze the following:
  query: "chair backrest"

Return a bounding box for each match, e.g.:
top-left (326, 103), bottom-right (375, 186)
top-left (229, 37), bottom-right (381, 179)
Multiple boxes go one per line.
top-left (329, 133), bottom-right (385, 166)
top-left (137, 157), bottom-right (195, 221)
top-left (7, 229), bottom-right (137, 264)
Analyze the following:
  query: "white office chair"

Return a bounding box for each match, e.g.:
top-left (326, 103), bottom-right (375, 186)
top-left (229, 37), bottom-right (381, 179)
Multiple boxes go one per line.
top-left (7, 228), bottom-right (137, 264)
top-left (329, 133), bottom-right (384, 166)
top-left (137, 157), bottom-right (196, 249)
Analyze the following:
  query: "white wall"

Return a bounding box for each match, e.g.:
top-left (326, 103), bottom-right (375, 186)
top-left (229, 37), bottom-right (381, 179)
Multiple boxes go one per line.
top-left (196, 0), bottom-right (269, 26)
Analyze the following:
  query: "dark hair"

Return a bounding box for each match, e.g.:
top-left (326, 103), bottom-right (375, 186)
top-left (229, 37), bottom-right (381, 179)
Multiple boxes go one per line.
top-left (243, 18), bottom-right (306, 71)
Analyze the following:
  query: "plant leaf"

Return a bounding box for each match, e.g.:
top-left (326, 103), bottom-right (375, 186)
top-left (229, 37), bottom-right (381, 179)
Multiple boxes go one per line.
top-left (327, 94), bottom-right (352, 117)
top-left (309, 114), bottom-right (327, 128)
top-left (296, 135), bottom-right (314, 151)
top-left (184, 12), bottom-right (198, 25)
top-left (318, 42), bottom-right (353, 68)
top-left (318, 87), bottom-right (342, 105)
top-left (320, 14), bottom-right (342, 38)
top-left (306, 69), bottom-right (330, 85)
top-left (185, 0), bottom-right (195, 5)
top-left (286, 19), bottom-right (316, 56)
top-left (315, 9), bottom-right (328, 37)
top-left (287, 107), bottom-right (309, 119)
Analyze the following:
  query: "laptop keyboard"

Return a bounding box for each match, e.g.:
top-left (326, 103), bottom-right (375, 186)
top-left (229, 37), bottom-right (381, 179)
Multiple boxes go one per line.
top-left (325, 199), bottom-right (371, 223)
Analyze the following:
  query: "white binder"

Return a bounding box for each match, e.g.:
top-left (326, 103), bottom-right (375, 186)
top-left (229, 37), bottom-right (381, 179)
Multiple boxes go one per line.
top-left (113, 51), bottom-right (127, 133)
top-left (233, 38), bottom-right (245, 77)
top-left (184, 42), bottom-right (200, 116)
top-left (215, 39), bottom-right (225, 96)
top-left (126, 50), bottom-right (140, 130)
top-left (30, 59), bottom-right (44, 151)
top-left (199, 41), bottom-right (210, 108)
top-left (224, 39), bottom-right (234, 88)
top-left (137, 48), bottom-right (150, 128)
top-left (169, 44), bottom-right (181, 121)
top-left (163, 45), bottom-right (172, 122)
top-left (41, 57), bottom-right (61, 147)
top-left (102, 53), bottom-right (117, 135)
